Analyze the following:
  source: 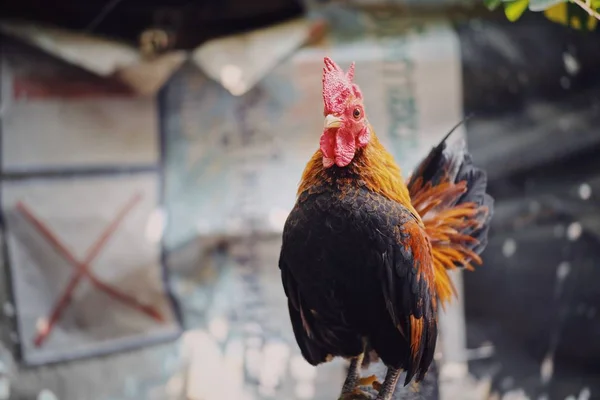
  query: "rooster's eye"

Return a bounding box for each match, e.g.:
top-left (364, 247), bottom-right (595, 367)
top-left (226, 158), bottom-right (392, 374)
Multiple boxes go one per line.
top-left (353, 108), bottom-right (361, 119)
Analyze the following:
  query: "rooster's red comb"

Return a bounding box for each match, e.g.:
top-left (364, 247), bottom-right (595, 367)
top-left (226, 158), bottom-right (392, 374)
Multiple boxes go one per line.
top-left (322, 57), bottom-right (362, 115)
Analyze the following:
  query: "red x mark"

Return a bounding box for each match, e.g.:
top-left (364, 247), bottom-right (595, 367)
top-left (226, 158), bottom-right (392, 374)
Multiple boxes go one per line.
top-left (16, 192), bottom-right (164, 348)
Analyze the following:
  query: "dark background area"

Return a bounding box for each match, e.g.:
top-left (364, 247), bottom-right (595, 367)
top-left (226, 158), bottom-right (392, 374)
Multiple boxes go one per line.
top-left (3, 0), bottom-right (306, 50)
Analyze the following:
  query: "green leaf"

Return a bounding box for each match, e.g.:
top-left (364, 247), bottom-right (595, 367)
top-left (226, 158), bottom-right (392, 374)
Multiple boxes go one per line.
top-left (483, 0), bottom-right (599, 27)
top-left (483, 0), bottom-right (503, 10)
top-left (529, 0), bottom-right (565, 12)
top-left (566, 2), bottom-right (597, 31)
top-left (543, 1), bottom-right (598, 31)
top-left (504, 0), bottom-right (530, 21)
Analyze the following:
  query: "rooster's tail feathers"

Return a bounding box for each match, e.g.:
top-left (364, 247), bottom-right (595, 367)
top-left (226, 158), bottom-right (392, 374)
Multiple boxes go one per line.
top-left (408, 123), bottom-right (494, 304)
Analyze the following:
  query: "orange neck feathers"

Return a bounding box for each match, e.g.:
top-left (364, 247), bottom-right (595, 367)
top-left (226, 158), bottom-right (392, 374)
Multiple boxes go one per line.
top-left (298, 127), bottom-right (420, 222)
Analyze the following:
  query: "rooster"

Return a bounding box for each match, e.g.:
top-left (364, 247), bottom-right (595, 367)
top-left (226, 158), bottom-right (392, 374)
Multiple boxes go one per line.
top-left (278, 57), bottom-right (493, 400)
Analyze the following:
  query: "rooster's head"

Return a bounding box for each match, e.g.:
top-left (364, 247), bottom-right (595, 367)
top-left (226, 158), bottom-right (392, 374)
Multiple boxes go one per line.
top-left (320, 57), bottom-right (370, 168)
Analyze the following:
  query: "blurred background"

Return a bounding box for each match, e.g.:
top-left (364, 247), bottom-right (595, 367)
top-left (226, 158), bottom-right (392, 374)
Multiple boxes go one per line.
top-left (0, 0), bottom-right (600, 399)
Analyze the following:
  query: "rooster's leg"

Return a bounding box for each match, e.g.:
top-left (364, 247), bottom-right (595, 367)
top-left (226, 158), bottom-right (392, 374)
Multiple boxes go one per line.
top-left (374, 367), bottom-right (401, 400)
top-left (340, 352), bottom-right (365, 395)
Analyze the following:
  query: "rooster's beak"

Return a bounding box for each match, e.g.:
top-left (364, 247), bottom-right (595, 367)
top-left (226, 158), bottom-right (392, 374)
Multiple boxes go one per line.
top-left (324, 114), bottom-right (343, 129)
